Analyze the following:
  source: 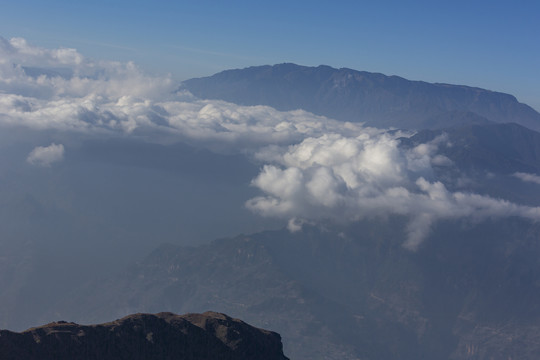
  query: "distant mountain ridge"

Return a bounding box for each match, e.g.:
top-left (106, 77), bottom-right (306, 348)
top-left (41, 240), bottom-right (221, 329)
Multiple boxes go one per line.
top-left (0, 311), bottom-right (289, 360)
top-left (182, 63), bottom-right (540, 131)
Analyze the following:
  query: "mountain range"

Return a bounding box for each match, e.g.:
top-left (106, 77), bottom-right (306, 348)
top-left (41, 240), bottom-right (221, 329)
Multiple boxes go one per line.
top-left (182, 63), bottom-right (540, 131)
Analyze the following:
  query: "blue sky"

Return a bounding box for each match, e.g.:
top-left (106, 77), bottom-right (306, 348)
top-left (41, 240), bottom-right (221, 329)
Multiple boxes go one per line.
top-left (1, 0), bottom-right (539, 110)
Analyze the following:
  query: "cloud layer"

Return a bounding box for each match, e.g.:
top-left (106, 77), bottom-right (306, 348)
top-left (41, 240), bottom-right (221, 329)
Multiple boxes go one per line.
top-left (2, 37), bottom-right (540, 249)
top-left (0, 36), bottom-right (368, 149)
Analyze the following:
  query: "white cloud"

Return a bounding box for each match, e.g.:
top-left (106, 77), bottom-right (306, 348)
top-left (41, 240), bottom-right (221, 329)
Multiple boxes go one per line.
top-left (514, 172), bottom-right (540, 185)
top-left (246, 133), bottom-right (540, 250)
top-left (27, 143), bottom-right (65, 167)
top-left (0, 36), bottom-right (374, 148)
top-left (3, 37), bottom-right (540, 250)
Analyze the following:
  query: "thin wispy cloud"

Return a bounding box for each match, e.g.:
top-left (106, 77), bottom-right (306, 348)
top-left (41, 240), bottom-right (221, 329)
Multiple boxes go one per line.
top-left (514, 172), bottom-right (540, 185)
top-left (74, 39), bottom-right (139, 52)
top-left (166, 44), bottom-right (260, 62)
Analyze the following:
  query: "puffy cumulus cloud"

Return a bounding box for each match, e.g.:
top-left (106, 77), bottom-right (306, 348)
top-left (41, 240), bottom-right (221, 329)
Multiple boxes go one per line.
top-left (1, 37), bottom-right (83, 67)
top-left (247, 133), bottom-right (540, 250)
top-left (0, 38), bottom-right (171, 101)
top-left (514, 172), bottom-right (540, 185)
top-left (27, 143), bottom-right (64, 167)
top-left (0, 37), bottom-right (177, 133)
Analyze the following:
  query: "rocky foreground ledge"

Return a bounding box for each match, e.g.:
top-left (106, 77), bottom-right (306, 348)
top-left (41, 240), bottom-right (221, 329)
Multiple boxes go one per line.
top-left (0, 311), bottom-right (289, 360)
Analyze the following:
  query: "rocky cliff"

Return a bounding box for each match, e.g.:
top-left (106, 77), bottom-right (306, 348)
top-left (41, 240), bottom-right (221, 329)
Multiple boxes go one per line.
top-left (0, 311), bottom-right (289, 360)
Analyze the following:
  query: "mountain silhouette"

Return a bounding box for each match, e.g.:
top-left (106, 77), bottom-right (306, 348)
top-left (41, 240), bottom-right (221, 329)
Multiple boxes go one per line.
top-left (182, 63), bottom-right (540, 131)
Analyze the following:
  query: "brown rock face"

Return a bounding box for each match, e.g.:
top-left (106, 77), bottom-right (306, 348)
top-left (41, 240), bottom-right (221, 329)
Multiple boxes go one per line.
top-left (0, 311), bottom-right (289, 360)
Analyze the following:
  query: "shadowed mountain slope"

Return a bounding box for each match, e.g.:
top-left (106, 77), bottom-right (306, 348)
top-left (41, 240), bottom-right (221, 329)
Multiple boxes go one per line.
top-left (182, 63), bottom-right (540, 131)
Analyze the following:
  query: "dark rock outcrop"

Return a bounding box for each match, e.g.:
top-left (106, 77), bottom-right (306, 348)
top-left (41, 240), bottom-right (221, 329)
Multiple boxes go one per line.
top-left (0, 311), bottom-right (289, 360)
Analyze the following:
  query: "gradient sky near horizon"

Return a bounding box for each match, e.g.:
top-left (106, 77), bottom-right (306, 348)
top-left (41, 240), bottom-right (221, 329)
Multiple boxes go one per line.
top-left (1, 0), bottom-right (539, 110)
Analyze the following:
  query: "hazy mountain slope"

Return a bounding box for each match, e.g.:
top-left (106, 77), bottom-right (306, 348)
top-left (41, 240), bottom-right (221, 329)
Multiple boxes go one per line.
top-left (399, 122), bottom-right (540, 204)
top-left (0, 311), bottom-right (289, 360)
top-left (50, 235), bottom-right (364, 360)
top-left (45, 218), bottom-right (540, 360)
top-left (181, 63), bottom-right (540, 131)
top-left (402, 122), bottom-right (540, 174)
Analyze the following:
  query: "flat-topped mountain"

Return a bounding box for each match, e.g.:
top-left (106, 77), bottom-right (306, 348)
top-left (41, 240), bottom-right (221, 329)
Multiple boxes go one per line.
top-left (181, 63), bottom-right (540, 131)
top-left (0, 311), bottom-right (289, 360)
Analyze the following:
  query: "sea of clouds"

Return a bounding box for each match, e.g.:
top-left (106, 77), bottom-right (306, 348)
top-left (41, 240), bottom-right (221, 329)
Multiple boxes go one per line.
top-left (2, 37), bottom-right (540, 249)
